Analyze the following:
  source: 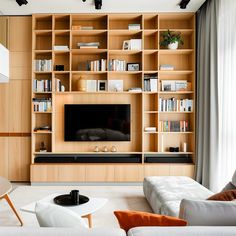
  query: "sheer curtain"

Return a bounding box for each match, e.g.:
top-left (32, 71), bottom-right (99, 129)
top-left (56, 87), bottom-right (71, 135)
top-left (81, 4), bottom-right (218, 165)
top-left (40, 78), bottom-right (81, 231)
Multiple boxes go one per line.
top-left (217, 0), bottom-right (236, 190)
top-left (196, 0), bottom-right (236, 192)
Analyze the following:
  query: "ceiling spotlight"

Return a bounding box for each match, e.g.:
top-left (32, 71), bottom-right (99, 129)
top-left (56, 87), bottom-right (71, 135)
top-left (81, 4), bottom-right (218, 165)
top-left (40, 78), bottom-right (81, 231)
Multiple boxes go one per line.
top-left (16, 0), bottom-right (28, 6)
top-left (179, 0), bottom-right (190, 9)
top-left (95, 0), bottom-right (102, 10)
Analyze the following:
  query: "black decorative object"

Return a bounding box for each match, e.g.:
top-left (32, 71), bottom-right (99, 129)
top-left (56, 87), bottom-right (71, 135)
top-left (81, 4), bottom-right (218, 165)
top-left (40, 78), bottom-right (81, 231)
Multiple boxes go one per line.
top-left (169, 147), bottom-right (179, 152)
top-left (179, 0), bottom-right (190, 9)
top-left (55, 65), bottom-right (64, 71)
top-left (16, 0), bottom-right (28, 6)
top-left (54, 193), bottom-right (89, 206)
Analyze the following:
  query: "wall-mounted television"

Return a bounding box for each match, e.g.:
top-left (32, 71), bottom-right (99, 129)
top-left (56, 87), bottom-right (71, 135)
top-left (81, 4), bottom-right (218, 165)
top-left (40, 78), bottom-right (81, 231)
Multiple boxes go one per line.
top-left (64, 104), bottom-right (131, 141)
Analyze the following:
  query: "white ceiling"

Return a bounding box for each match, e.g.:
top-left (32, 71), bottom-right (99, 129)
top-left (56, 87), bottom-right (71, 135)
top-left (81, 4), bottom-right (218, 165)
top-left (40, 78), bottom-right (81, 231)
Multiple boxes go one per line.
top-left (0, 0), bottom-right (206, 15)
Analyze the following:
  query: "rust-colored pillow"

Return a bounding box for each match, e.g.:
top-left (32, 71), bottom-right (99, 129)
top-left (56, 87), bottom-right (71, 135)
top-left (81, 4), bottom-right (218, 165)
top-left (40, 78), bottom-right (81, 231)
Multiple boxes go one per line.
top-left (114, 210), bottom-right (187, 232)
top-left (207, 189), bottom-right (236, 201)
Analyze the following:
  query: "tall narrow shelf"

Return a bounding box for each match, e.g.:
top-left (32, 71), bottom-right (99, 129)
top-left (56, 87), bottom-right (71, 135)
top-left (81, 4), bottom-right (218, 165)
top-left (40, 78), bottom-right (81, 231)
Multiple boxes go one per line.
top-left (31, 13), bottom-right (196, 183)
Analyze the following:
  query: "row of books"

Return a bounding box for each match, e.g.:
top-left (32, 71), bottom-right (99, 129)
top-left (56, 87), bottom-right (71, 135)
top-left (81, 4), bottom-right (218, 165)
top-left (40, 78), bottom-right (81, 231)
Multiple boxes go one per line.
top-left (34, 59), bottom-right (52, 72)
top-left (33, 98), bottom-right (52, 112)
top-left (144, 74), bottom-right (158, 92)
top-left (86, 59), bottom-right (107, 71)
top-left (33, 79), bottom-right (52, 92)
top-left (108, 59), bottom-right (126, 71)
top-left (159, 121), bottom-right (189, 132)
top-left (159, 98), bottom-right (193, 112)
top-left (77, 42), bottom-right (100, 49)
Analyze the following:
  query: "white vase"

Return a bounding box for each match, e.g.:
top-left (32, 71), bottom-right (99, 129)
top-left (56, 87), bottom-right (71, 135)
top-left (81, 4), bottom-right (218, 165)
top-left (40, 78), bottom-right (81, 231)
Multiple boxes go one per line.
top-left (168, 42), bottom-right (178, 50)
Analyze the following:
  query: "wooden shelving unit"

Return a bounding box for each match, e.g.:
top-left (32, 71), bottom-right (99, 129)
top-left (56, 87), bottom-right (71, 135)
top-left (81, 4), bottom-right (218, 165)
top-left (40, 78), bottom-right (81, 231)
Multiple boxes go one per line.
top-left (31, 13), bottom-right (196, 183)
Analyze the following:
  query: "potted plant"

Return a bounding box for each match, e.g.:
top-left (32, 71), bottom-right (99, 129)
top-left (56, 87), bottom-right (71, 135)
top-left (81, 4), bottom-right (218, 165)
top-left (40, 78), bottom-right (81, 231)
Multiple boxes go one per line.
top-left (160, 30), bottom-right (184, 50)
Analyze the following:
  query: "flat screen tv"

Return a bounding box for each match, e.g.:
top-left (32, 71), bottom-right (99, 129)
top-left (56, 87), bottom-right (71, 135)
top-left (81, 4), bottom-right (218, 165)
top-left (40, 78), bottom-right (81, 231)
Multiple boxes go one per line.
top-left (64, 104), bottom-right (131, 141)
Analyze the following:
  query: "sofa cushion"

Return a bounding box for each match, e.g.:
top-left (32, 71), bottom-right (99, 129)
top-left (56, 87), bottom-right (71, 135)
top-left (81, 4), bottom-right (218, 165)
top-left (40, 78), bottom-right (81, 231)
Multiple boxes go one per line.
top-left (127, 226), bottom-right (236, 236)
top-left (179, 199), bottom-right (236, 226)
top-left (207, 190), bottom-right (236, 201)
top-left (35, 202), bottom-right (88, 228)
top-left (114, 210), bottom-right (187, 232)
top-left (143, 176), bottom-right (213, 216)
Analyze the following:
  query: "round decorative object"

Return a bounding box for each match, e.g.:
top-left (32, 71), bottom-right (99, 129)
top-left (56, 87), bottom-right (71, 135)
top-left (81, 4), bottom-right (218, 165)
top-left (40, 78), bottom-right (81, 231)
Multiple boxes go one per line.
top-left (77, 76), bottom-right (86, 91)
top-left (168, 42), bottom-right (178, 50)
top-left (54, 194), bottom-right (89, 206)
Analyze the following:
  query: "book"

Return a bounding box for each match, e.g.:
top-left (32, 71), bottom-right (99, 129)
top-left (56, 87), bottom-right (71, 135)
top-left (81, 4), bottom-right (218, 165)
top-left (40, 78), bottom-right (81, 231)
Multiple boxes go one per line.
top-left (53, 45), bottom-right (69, 51)
top-left (128, 24), bottom-right (141, 30)
top-left (159, 64), bottom-right (174, 70)
top-left (129, 39), bottom-right (142, 50)
top-left (86, 80), bottom-right (97, 92)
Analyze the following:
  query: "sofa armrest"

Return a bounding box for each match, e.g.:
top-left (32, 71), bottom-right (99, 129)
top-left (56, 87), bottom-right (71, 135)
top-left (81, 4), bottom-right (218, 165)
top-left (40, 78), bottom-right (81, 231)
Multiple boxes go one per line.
top-left (179, 199), bottom-right (236, 226)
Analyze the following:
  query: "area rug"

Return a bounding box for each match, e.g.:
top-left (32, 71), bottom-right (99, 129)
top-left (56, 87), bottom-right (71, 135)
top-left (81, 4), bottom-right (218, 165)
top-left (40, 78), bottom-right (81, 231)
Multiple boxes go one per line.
top-left (0, 185), bottom-right (152, 227)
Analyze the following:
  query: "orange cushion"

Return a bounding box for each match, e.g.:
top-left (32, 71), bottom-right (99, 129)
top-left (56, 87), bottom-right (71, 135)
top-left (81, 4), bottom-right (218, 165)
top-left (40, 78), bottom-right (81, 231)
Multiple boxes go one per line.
top-left (114, 210), bottom-right (187, 232)
top-left (207, 189), bottom-right (236, 201)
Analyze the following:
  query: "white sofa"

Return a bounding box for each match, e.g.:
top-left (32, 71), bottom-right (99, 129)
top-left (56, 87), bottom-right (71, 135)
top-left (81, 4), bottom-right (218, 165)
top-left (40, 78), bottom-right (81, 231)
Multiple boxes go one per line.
top-left (1, 226), bottom-right (236, 236)
top-left (0, 227), bottom-right (126, 236)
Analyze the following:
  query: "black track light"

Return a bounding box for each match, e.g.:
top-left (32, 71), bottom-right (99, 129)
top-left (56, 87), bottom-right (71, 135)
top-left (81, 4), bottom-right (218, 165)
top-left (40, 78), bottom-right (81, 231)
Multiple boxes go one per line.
top-left (179, 0), bottom-right (190, 9)
top-left (94, 0), bottom-right (102, 10)
top-left (16, 0), bottom-right (28, 6)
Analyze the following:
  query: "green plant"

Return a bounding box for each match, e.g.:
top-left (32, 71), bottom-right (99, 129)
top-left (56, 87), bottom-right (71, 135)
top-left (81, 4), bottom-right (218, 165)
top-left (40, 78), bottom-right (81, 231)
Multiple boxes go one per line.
top-left (160, 30), bottom-right (184, 47)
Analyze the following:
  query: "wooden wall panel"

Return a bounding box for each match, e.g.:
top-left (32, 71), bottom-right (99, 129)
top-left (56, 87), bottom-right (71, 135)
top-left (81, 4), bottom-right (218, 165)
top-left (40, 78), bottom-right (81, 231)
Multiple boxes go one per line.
top-left (0, 137), bottom-right (9, 178)
top-left (0, 83), bottom-right (9, 132)
top-left (0, 17), bottom-right (9, 48)
top-left (115, 165), bottom-right (144, 182)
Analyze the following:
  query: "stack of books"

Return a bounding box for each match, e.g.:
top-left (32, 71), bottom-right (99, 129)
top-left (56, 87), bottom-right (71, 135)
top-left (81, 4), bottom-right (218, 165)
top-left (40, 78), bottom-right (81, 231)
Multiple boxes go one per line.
top-left (86, 59), bottom-right (107, 71)
top-left (159, 64), bottom-right (175, 71)
top-left (33, 98), bottom-right (52, 112)
top-left (159, 120), bottom-right (189, 132)
top-left (159, 98), bottom-right (193, 112)
top-left (33, 79), bottom-right (52, 92)
top-left (144, 74), bottom-right (158, 92)
top-left (144, 127), bottom-right (157, 132)
top-left (77, 42), bottom-right (100, 49)
top-left (128, 24), bottom-right (141, 30)
top-left (53, 45), bottom-right (69, 51)
top-left (108, 59), bottom-right (126, 71)
top-left (55, 79), bottom-right (66, 92)
top-left (34, 59), bottom-right (52, 72)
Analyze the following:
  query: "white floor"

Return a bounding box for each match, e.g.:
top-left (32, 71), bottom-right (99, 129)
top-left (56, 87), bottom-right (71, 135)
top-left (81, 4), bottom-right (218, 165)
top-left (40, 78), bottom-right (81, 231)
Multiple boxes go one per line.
top-left (0, 185), bottom-right (152, 227)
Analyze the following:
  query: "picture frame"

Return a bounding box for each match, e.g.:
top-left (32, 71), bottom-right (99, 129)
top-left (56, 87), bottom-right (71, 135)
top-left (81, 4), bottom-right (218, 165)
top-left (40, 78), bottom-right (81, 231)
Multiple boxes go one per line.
top-left (108, 80), bottom-right (123, 92)
top-left (127, 63), bottom-right (140, 71)
top-left (97, 80), bottom-right (107, 91)
top-left (161, 80), bottom-right (176, 91)
top-left (122, 40), bottom-right (130, 50)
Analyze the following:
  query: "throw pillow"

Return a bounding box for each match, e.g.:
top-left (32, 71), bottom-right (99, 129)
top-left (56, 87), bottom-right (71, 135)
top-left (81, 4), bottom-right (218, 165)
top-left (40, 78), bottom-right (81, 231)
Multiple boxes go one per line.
top-left (207, 190), bottom-right (236, 201)
top-left (114, 210), bottom-right (187, 232)
top-left (35, 202), bottom-right (88, 228)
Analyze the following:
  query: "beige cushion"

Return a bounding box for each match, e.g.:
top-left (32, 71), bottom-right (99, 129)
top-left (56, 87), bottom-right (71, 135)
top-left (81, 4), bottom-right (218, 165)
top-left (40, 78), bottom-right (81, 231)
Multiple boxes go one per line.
top-left (179, 199), bottom-right (236, 226)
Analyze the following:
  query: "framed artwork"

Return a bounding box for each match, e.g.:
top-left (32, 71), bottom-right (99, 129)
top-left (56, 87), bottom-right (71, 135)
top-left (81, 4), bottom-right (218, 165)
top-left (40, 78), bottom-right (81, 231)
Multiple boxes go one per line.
top-left (127, 63), bottom-right (140, 71)
top-left (97, 80), bottom-right (107, 91)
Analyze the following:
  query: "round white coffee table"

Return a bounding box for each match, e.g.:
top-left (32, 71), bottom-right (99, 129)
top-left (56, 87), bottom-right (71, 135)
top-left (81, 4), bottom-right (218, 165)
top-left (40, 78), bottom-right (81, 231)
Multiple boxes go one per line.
top-left (21, 193), bottom-right (107, 227)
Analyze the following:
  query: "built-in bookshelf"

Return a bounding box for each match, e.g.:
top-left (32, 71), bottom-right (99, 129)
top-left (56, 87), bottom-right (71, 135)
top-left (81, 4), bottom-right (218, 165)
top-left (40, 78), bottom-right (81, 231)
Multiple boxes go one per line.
top-left (31, 13), bottom-right (195, 182)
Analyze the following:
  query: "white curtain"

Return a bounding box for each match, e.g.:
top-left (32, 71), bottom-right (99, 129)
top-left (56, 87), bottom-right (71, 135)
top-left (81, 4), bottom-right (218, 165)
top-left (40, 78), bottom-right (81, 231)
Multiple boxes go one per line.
top-left (216, 0), bottom-right (236, 191)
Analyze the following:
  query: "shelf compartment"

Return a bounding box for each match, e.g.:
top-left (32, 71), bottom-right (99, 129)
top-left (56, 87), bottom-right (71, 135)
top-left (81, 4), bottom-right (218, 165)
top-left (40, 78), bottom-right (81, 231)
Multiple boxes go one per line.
top-left (109, 73), bottom-right (142, 92)
top-left (71, 73), bottom-right (107, 92)
top-left (144, 31), bottom-right (158, 50)
top-left (54, 31), bottom-right (70, 50)
top-left (109, 32), bottom-right (142, 50)
top-left (54, 15), bottom-right (70, 30)
top-left (160, 30), bottom-right (194, 50)
top-left (144, 133), bottom-right (158, 152)
top-left (109, 52), bottom-right (142, 71)
top-left (158, 132), bottom-right (194, 153)
top-left (159, 14), bottom-right (195, 30)
top-left (33, 112), bottom-right (52, 133)
top-left (33, 73), bottom-right (52, 93)
top-left (72, 15), bottom-right (108, 30)
top-left (144, 52), bottom-right (158, 71)
top-left (34, 134), bottom-right (52, 153)
top-left (109, 14), bottom-right (142, 30)
top-left (34, 31), bottom-right (52, 50)
top-left (72, 31), bottom-right (107, 49)
top-left (54, 72), bottom-right (70, 92)
top-left (144, 14), bottom-right (158, 30)
top-left (54, 52), bottom-right (70, 71)
top-left (159, 53), bottom-right (194, 71)
top-left (144, 153), bottom-right (193, 163)
top-left (144, 113), bottom-right (158, 129)
top-left (34, 15), bottom-right (52, 30)
top-left (143, 93), bottom-right (158, 111)
top-left (71, 52), bottom-right (107, 71)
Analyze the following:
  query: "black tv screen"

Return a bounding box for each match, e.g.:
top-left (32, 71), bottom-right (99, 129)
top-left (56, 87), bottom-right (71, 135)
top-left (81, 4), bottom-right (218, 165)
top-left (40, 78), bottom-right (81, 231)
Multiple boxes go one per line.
top-left (64, 104), bottom-right (131, 141)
